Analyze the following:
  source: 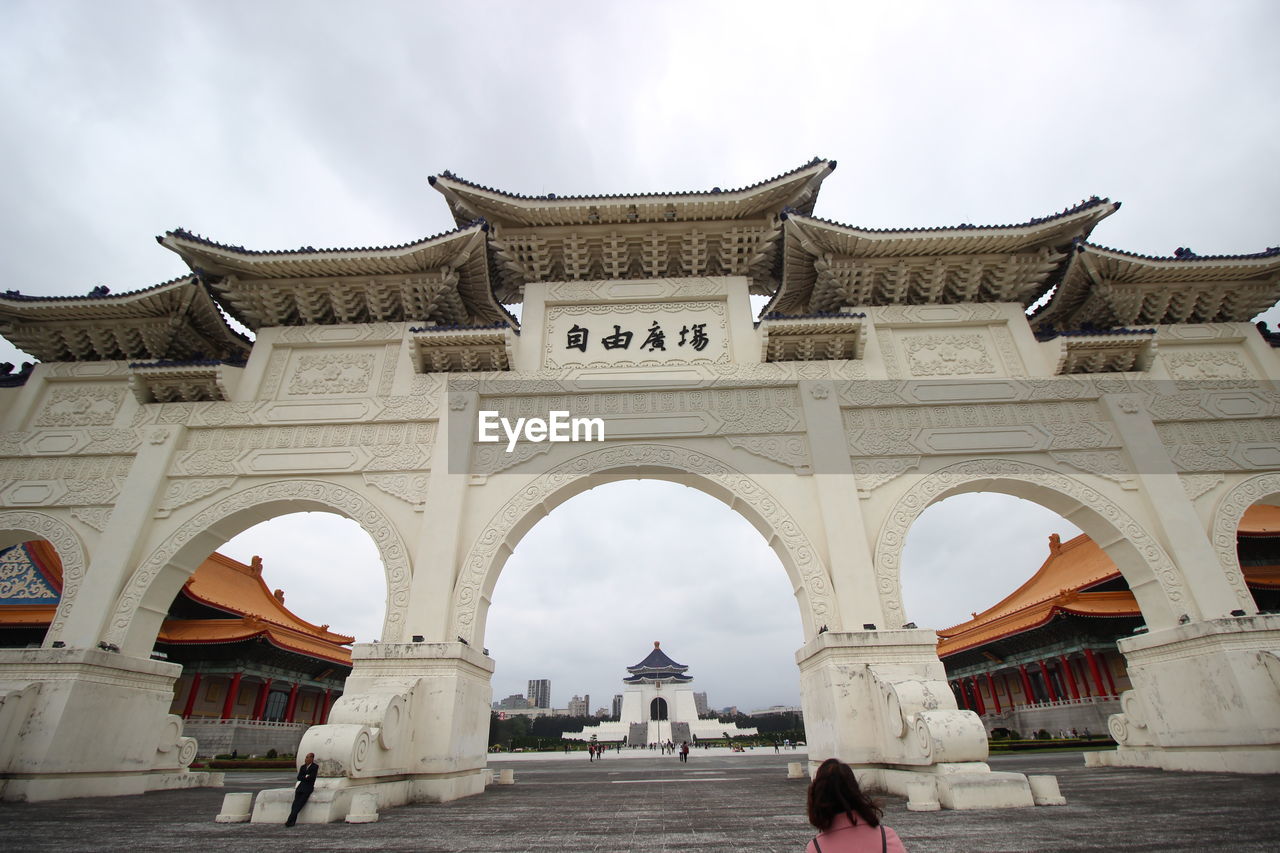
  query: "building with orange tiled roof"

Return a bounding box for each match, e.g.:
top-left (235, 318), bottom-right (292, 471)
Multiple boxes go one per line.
top-left (0, 543), bottom-right (352, 757)
top-left (938, 506), bottom-right (1280, 738)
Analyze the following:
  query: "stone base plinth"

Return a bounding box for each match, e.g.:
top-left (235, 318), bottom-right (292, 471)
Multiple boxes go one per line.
top-left (0, 769), bottom-right (223, 802)
top-left (863, 764), bottom-right (1038, 810)
top-left (249, 771), bottom-right (487, 824)
top-left (1084, 745), bottom-right (1280, 774)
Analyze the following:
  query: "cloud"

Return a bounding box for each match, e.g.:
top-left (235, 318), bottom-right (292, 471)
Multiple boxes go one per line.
top-left (2, 1), bottom-right (1276, 710)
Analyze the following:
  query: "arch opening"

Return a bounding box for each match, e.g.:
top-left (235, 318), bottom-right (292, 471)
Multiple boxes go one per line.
top-left (107, 480), bottom-right (410, 658)
top-left (481, 477), bottom-right (805, 742)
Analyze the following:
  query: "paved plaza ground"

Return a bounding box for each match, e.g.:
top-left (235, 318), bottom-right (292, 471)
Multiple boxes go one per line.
top-left (0, 750), bottom-right (1276, 852)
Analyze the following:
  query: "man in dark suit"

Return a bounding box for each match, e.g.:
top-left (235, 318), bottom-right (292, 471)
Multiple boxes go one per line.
top-left (285, 752), bottom-right (319, 827)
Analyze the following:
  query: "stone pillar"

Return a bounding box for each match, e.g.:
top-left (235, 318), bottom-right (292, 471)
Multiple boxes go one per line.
top-left (1096, 616), bottom-right (1280, 773)
top-left (1059, 656), bottom-right (1080, 700)
top-left (250, 642), bottom-right (495, 823)
top-left (0, 648), bottom-right (210, 801)
top-left (799, 382), bottom-right (886, 631)
top-left (797, 630), bottom-right (1034, 808)
top-left (181, 672), bottom-right (202, 719)
top-left (221, 673), bottom-right (243, 720)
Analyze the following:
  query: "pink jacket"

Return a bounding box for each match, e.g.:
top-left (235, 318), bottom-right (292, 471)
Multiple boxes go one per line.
top-left (805, 812), bottom-right (907, 853)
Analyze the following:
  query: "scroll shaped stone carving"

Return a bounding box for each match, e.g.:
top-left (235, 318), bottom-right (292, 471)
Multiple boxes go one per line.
top-left (363, 473), bottom-right (430, 508)
top-left (300, 687), bottom-right (415, 778)
top-left (873, 459), bottom-right (1187, 630)
top-left (104, 480), bottom-right (412, 650)
top-left (1180, 473), bottom-right (1224, 503)
top-left (70, 506), bottom-right (114, 533)
top-left (1108, 689), bottom-right (1153, 748)
top-left (1210, 472), bottom-right (1280, 611)
top-left (852, 457), bottom-right (921, 498)
top-left (725, 436), bottom-right (812, 473)
top-left (156, 478), bottom-right (237, 517)
top-left (1049, 451), bottom-right (1138, 490)
top-left (152, 714), bottom-right (199, 771)
top-left (451, 444), bottom-right (834, 641)
top-left (0, 511), bottom-right (86, 644)
top-left (472, 442), bottom-right (554, 477)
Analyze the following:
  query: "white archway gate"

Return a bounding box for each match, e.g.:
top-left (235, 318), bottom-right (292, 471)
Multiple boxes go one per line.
top-left (2, 164), bottom-right (1278, 809)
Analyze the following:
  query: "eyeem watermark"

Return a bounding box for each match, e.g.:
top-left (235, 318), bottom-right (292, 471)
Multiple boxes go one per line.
top-left (477, 410), bottom-right (605, 452)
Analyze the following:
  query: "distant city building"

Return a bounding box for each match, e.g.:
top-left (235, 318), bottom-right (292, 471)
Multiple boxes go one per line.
top-left (594, 707), bottom-right (609, 718)
top-left (567, 694), bottom-right (590, 717)
top-left (611, 694), bottom-right (623, 720)
top-left (694, 692), bottom-right (709, 717)
top-left (568, 642), bottom-right (757, 744)
top-left (719, 706), bottom-right (739, 717)
top-left (495, 694), bottom-right (531, 711)
top-left (527, 679), bottom-right (551, 709)
top-left (750, 705), bottom-right (803, 717)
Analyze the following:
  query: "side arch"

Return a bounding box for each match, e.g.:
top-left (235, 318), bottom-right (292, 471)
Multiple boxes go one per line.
top-left (450, 444), bottom-right (834, 644)
top-left (103, 479), bottom-right (412, 656)
top-left (1210, 471), bottom-right (1280, 614)
top-left (0, 510), bottom-right (87, 647)
top-left (874, 458), bottom-right (1189, 631)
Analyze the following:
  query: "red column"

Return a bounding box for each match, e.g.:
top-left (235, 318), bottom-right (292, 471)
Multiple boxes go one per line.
top-left (1019, 665), bottom-right (1036, 706)
top-left (1039, 660), bottom-right (1058, 702)
top-left (181, 672), bottom-right (203, 719)
top-left (321, 688), bottom-right (333, 723)
top-left (310, 690), bottom-right (323, 724)
top-left (284, 682), bottom-right (300, 722)
top-left (1059, 655), bottom-right (1081, 700)
top-left (1084, 648), bottom-right (1108, 697)
top-left (1074, 659), bottom-right (1092, 697)
top-left (969, 677), bottom-right (986, 715)
top-left (987, 672), bottom-right (1002, 714)
top-left (220, 672), bottom-right (243, 720)
top-left (952, 681), bottom-right (966, 709)
top-left (252, 678), bottom-right (273, 721)
top-left (1099, 651), bottom-right (1119, 696)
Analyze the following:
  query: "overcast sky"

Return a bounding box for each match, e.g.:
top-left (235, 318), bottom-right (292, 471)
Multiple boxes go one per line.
top-left (3, 1), bottom-right (1276, 712)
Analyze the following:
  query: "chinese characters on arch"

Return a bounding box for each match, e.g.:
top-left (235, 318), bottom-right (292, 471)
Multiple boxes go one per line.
top-left (565, 320), bottom-right (710, 354)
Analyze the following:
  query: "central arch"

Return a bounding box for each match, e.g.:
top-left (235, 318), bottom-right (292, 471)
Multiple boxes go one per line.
top-left (875, 458), bottom-right (1189, 631)
top-left (450, 443), bottom-right (835, 646)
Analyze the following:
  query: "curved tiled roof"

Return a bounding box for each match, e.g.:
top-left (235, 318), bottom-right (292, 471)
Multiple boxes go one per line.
top-left (431, 158), bottom-right (835, 203)
top-left (182, 552), bottom-right (354, 646)
top-left (0, 545), bottom-right (353, 664)
top-left (623, 641), bottom-right (693, 682)
top-left (160, 221), bottom-right (488, 258)
top-left (780, 196), bottom-right (1116, 236)
top-left (0, 275), bottom-right (251, 363)
top-left (938, 505), bottom-right (1280, 657)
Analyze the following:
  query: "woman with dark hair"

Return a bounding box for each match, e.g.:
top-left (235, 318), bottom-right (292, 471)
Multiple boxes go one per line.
top-left (805, 758), bottom-right (907, 852)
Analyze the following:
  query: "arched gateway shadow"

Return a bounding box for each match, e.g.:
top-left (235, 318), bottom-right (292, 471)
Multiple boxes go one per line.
top-left (450, 444), bottom-right (836, 645)
top-left (102, 479), bottom-right (412, 657)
